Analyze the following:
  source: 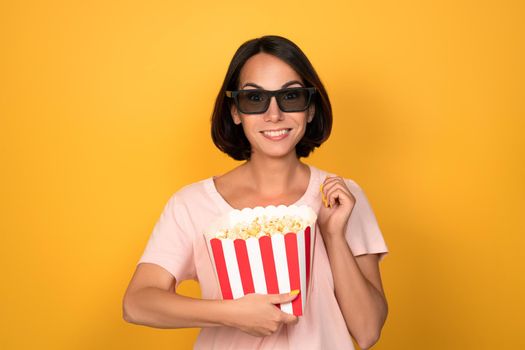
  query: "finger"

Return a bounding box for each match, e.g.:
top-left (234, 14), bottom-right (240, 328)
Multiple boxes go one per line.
top-left (321, 177), bottom-right (346, 206)
top-left (320, 176), bottom-right (340, 193)
top-left (320, 179), bottom-right (332, 207)
top-left (326, 187), bottom-right (354, 208)
top-left (272, 290), bottom-right (300, 304)
top-left (322, 175), bottom-right (342, 187)
top-left (325, 182), bottom-right (352, 199)
top-left (322, 180), bottom-right (350, 206)
top-left (282, 313), bottom-right (299, 325)
top-left (322, 178), bottom-right (347, 198)
top-left (269, 290), bottom-right (300, 304)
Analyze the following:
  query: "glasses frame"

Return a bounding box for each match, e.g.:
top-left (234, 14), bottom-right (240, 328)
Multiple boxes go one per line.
top-left (225, 87), bottom-right (316, 114)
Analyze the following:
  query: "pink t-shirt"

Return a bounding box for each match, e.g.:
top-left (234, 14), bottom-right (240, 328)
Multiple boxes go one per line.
top-left (137, 164), bottom-right (388, 349)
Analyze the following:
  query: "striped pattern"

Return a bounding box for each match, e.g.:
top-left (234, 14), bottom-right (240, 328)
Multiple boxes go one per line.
top-left (208, 225), bottom-right (314, 316)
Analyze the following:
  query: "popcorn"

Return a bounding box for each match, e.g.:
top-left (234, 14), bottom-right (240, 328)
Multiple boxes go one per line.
top-left (214, 214), bottom-right (309, 239)
top-left (204, 205), bottom-right (317, 316)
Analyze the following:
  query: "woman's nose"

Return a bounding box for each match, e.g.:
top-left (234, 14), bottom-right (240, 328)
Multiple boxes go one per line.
top-left (263, 96), bottom-right (284, 122)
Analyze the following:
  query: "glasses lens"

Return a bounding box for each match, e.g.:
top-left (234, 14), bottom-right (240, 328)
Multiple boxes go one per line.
top-left (237, 90), bottom-right (270, 113)
top-left (277, 88), bottom-right (310, 112)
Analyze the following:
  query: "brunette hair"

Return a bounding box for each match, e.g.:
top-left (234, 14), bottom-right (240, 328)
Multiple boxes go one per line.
top-left (211, 35), bottom-right (332, 160)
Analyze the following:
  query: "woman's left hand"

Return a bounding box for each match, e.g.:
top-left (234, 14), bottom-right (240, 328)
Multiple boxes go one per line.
top-left (318, 176), bottom-right (356, 239)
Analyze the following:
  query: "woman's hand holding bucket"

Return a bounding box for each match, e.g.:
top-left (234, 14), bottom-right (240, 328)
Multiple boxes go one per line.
top-left (222, 290), bottom-right (300, 337)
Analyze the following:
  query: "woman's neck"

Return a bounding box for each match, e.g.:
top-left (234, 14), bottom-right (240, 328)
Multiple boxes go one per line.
top-left (241, 152), bottom-right (310, 197)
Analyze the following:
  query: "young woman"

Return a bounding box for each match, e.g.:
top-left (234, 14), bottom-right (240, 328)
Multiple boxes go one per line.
top-left (123, 35), bottom-right (389, 350)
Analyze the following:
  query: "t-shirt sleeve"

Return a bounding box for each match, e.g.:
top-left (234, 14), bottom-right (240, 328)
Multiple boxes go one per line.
top-left (137, 192), bottom-right (197, 283)
top-left (344, 179), bottom-right (389, 261)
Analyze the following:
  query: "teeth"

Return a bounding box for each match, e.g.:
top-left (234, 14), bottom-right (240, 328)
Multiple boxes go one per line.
top-left (262, 129), bottom-right (290, 137)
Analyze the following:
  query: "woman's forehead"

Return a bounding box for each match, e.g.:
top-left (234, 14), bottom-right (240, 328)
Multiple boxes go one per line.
top-left (238, 53), bottom-right (303, 89)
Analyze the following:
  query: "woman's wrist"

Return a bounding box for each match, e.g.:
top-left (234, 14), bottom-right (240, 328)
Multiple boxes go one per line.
top-left (212, 298), bottom-right (237, 328)
top-left (321, 230), bottom-right (346, 247)
top-left (168, 293), bottom-right (239, 329)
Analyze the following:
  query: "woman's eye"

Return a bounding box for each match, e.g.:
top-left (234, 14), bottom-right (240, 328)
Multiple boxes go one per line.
top-left (284, 92), bottom-right (298, 100)
top-left (247, 92), bottom-right (264, 101)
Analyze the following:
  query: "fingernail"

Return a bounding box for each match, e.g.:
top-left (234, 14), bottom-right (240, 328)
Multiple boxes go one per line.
top-left (290, 289), bottom-right (300, 296)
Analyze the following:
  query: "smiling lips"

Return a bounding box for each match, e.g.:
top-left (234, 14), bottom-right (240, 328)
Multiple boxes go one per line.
top-left (260, 128), bottom-right (292, 141)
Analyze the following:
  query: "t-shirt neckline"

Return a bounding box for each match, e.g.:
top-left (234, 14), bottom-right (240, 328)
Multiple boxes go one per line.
top-left (204, 164), bottom-right (319, 212)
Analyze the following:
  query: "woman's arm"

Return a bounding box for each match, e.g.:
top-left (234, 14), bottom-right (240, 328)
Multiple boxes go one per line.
top-left (319, 176), bottom-right (388, 349)
top-left (122, 263), bottom-right (299, 336)
top-left (323, 236), bottom-right (388, 350)
top-left (122, 263), bottom-right (230, 328)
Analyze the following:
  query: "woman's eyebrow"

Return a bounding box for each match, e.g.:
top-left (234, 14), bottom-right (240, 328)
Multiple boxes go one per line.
top-left (241, 82), bottom-right (263, 89)
top-left (281, 80), bottom-right (304, 88)
top-left (240, 80), bottom-right (305, 89)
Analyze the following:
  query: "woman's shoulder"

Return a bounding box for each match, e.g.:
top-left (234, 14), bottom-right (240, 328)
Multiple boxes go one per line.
top-left (165, 165), bottom-right (245, 208)
top-left (311, 165), bottom-right (362, 190)
top-left (167, 176), bottom-right (213, 205)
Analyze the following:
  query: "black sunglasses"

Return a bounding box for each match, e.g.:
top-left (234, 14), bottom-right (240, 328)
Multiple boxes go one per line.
top-left (225, 87), bottom-right (316, 114)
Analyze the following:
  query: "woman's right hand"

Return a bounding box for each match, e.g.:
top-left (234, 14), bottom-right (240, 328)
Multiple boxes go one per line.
top-left (224, 292), bottom-right (300, 337)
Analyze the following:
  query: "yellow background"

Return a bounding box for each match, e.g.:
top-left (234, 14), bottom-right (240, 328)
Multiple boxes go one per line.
top-left (1, 0), bottom-right (523, 349)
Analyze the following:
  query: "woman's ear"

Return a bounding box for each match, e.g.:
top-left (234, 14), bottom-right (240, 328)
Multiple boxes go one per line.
top-left (307, 104), bottom-right (315, 123)
top-left (231, 104), bottom-right (242, 125)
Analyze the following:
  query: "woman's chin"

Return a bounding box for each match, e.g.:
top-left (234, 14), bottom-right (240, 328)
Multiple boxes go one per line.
top-left (253, 147), bottom-right (298, 160)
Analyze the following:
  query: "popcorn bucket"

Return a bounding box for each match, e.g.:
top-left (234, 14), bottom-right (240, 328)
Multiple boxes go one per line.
top-left (204, 205), bottom-right (317, 316)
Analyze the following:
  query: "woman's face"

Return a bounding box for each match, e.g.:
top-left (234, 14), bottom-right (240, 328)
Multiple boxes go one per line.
top-left (231, 52), bottom-right (315, 160)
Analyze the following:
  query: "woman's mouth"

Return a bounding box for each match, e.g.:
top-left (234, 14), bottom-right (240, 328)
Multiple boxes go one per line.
top-left (260, 128), bottom-right (292, 141)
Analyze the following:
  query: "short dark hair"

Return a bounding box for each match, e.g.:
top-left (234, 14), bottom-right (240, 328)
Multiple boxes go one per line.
top-left (211, 35), bottom-right (332, 161)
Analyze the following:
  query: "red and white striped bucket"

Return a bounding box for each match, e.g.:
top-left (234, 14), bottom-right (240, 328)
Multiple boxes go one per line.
top-left (205, 205), bottom-right (316, 316)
